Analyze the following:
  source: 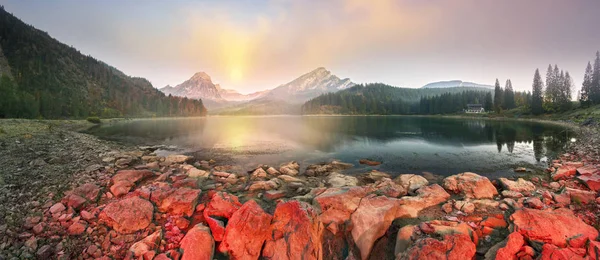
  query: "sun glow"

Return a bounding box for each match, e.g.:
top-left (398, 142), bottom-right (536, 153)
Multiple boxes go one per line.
top-left (230, 67), bottom-right (243, 82)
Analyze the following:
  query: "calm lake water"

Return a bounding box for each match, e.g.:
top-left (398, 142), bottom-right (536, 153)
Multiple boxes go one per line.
top-left (86, 116), bottom-right (576, 178)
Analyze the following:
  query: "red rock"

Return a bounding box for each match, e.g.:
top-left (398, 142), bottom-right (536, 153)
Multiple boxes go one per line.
top-left (99, 196), bottom-right (154, 234)
top-left (153, 254), bottom-right (170, 260)
top-left (588, 240), bottom-right (600, 259)
top-left (129, 230), bottom-right (162, 257)
top-left (110, 170), bottom-right (154, 197)
top-left (218, 200), bottom-right (273, 259)
top-left (67, 222), bottom-right (86, 235)
top-left (202, 192), bottom-right (242, 241)
top-left (481, 215), bottom-right (507, 229)
top-left (359, 159), bottom-right (381, 166)
top-left (498, 178), bottom-right (536, 192)
top-left (262, 201), bottom-right (323, 260)
top-left (313, 186), bottom-right (370, 230)
top-left (510, 208), bottom-right (598, 248)
top-left (158, 188), bottom-right (201, 217)
top-left (247, 180), bottom-right (279, 192)
top-left (396, 184), bottom-right (450, 218)
top-left (72, 183), bottom-right (101, 201)
top-left (174, 217), bottom-right (190, 230)
top-left (351, 195), bottom-right (399, 260)
top-left (576, 174), bottom-right (600, 191)
top-left (49, 203), bottom-right (66, 214)
top-left (496, 232), bottom-right (524, 259)
top-left (263, 190), bottom-right (286, 200)
top-left (524, 197), bottom-right (544, 209)
top-left (80, 210), bottom-right (94, 221)
top-left (404, 234), bottom-right (476, 260)
top-left (180, 224), bottom-right (214, 260)
top-left (566, 187), bottom-right (596, 204)
top-left (552, 165), bottom-right (577, 180)
top-left (442, 172), bottom-right (498, 199)
top-left (394, 225), bottom-right (416, 255)
top-left (540, 244), bottom-right (586, 260)
top-left (32, 223), bottom-right (44, 234)
top-left (372, 178), bottom-right (407, 198)
top-left (63, 194), bottom-right (87, 210)
top-left (419, 220), bottom-right (478, 244)
top-left (577, 165), bottom-right (599, 175)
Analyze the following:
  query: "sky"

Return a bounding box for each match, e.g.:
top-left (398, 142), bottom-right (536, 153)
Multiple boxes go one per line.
top-left (2, 0), bottom-right (600, 94)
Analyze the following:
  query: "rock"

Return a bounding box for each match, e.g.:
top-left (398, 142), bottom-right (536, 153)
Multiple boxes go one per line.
top-left (326, 172), bottom-right (358, 187)
top-left (266, 167), bottom-right (280, 175)
top-left (498, 178), bottom-right (535, 192)
top-left (576, 174), bottom-right (600, 191)
top-left (577, 165), bottom-right (599, 176)
top-left (396, 184), bottom-right (451, 218)
top-left (524, 197), bottom-right (544, 209)
top-left (251, 168), bottom-right (268, 180)
top-left (351, 195), bottom-right (400, 260)
top-left (501, 190), bottom-right (524, 198)
top-left (279, 161), bottom-right (299, 176)
top-left (264, 190), bottom-right (287, 200)
top-left (36, 245), bottom-right (53, 259)
top-left (330, 160), bottom-right (354, 170)
top-left (63, 194), bottom-right (87, 210)
top-left (158, 188), bottom-right (201, 217)
top-left (359, 159), bottom-right (381, 166)
top-left (67, 222), bottom-right (86, 235)
top-left (85, 164), bottom-right (102, 172)
top-left (99, 196), bottom-right (154, 234)
top-left (514, 167), bottom-right (527, 172)
top-left (393, 174), bottom-right (429, 194)
top-left (24, 236), bottom-right (37, 250)
top-left (164, 154), bottom-right (192, 165)
top-left (187, 167), bottom-right (208, 178)
top-left (180, 224), bottom-right (214, 260)
top-left (443, 172), bottom-right (497, 199)
top-left (110, 170), bottom-right (154, 197)
top-left (248, 180), bottom-right (279, 192)
top-left (218, 200), bottom-right (273, 259)
top-left (540, 244), bottom-right (586, 260)
top-left (129, 230), bottom-right (162, 257)
top-left (419, 220), bottom-right (477, 243)
top-left (566, 187), bottom-right (597, 204)
top-left (403, 234), bottom-right (476, 260)
top-left (371, 177), bottom-right (407, 197)
top-left (313, 186), bottom-right (370, 231)
top-left (496, 232), bottom-right (524, 259)
top-left (395, 225), bottom-right (416, 256)
top-left (588, 240), bottom-right (600, 259)
top-left (277, 174), bottom-right (304, 183)
top-left (360, 170), bottom-right (391, 183)
top-left (262, 201), bottom-right (323, 260)
top-left (204, 192), bottom-right (242, 241)
top-left (552, 165), bottom-right (577, 180)
top-left (71, 183), bottom-right (101, 201)
top-left (454, 200), bottom-right (475, 213)
top-left (49, 202), bottom-right (66, 214)
top-left (510, 208), bottom-right (598, 248)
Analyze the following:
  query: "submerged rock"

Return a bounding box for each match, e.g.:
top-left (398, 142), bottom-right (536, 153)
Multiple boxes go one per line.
top-left (359, 159), bottom-right (381, 166)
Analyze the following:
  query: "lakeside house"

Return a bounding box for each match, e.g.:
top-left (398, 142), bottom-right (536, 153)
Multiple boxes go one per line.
top-left (465, 104), bottom-right (485, 113)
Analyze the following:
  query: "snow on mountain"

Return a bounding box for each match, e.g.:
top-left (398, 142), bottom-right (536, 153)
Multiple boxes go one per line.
top-left (421, 80), bottom-right (493, 89)
top-left (266, 67), bottom-right (355, 103)
top-left (159, 72), bottom-right (222, 100)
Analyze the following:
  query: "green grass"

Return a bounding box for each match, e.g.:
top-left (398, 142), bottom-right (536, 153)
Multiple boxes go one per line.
top-left (0, 127), bottom-right (5, 134)
top-left (86, 116), bottom-right (101, 124)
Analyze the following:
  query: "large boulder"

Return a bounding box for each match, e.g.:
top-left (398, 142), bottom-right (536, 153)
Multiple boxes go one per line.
top-left (396, 184), bottom-right (450, 218)
top-left (403, 234), bottom-right (476, 260)
top-left (552, 165), bottom-right (577, 180)
top-left (351, 195), bottom-right (400, 260)
top-left (577, 165), bottom-right (599, 176)
top-left (262, 201), bottom-right (323, 260)
top-left (576, 174), bottom-right (600, 192)
top-left (326, 172), bottom-right (359, 187)
top-left (180, 224), bottom-right (214, 260)
top-left (109, 170), bottom-right (154, 197)
top-left (158, 188), bottom-right (201, 217)
top-left (510, 208), bottom-right (598, 248)
top-left (495, 232), bottom-right (525, 259)
top-left (498, 178), bottom-right (536, 193)
top-left (540, 244), bottom-right (586, 260)
top-left (218, 200), bottom-right (273, 259)
top-left (313, 186), bottom-right (370, 232)
top-left (129, 230), bottom-right (162, 258)
top-left (203, 192), bottom-right (242, 241)
top-left (99, 196), bottom-right (154, 234)
top-left (393, 174), bottom-right (429, 194)
top-left (443, 172), bottom-right (497, 199)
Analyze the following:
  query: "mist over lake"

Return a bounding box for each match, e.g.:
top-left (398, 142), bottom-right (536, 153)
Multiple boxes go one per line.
top-left (86, 116), bottom-right (575, 177)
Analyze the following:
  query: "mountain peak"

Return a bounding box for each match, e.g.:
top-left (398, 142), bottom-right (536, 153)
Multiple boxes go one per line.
top-left (190, 72), bottom-right (211, 81)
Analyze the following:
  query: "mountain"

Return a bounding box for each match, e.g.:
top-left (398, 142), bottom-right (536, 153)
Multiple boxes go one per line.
top-left (302, 83), bottom-right (493, 115)
top-left (422, 80), bottom-right (493, 89)
top-left (266, 67), bottom-right (355, 103)
top-left (215, 85), bottom-right (269, 102)
top-left (0, 7), bottom-right (206, 118)
top-left (211, 67), bottom-right (355, 115)
top-left (160, 72), bottom-right (222, 100)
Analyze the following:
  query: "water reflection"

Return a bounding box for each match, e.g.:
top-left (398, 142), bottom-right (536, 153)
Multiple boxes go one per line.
top-left (86, 116), bottom-right (574, 176)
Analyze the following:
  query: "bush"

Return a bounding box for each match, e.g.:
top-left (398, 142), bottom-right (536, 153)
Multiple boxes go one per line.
top-left (86, 116), bottom-right (101, 124)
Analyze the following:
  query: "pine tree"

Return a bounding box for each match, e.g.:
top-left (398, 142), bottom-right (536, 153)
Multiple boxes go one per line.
top-left (581, 62), bottom-right (593, 107)
top-left (484, 92), bottom-right (493, 112)
top-left (531, 69), bottom-right (544, 115)
top-left (591, 51), bottom-right (600, 104)
top-left (560, 71), bottom-right (573, 110)
top-left (493, 79), bottom-right (503, 113)
top-left (503, 79), bottom-right (515, 109)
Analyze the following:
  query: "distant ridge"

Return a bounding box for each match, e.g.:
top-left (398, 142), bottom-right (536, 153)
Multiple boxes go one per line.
top-left (421, 80), bottom-right (493, 89)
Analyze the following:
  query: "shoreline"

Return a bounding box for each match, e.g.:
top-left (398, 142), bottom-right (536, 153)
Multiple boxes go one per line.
top-left (0, 118), bottom-right (598, 259)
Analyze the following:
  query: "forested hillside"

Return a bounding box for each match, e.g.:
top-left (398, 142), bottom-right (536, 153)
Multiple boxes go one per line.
top-left (0, 7), bottom-right (206, 118)
top-left (301, 83), bottom-right (493, 115)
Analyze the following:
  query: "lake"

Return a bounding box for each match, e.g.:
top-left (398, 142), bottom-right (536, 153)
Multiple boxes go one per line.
top-left (86, 116), bottom-right (576, 178)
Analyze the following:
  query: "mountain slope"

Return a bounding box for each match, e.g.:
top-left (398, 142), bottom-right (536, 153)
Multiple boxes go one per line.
top-left (0, 7), bottom-right (206, 118)
top-left (160, 72), bottom-right (222, 100)
top-left (302, 83), bottom-right (492, 114)
top-left (422, 80), bottom-right (493, 89)
top-left (266, 67), bottom-right (355, 103)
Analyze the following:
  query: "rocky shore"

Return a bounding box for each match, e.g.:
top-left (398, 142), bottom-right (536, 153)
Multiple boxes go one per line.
top-left (0, 120), bottom-right (599, 260)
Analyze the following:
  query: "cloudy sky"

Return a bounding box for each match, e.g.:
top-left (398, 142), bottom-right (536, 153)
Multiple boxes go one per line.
top-left (2, 0), bottom-right (600, 93)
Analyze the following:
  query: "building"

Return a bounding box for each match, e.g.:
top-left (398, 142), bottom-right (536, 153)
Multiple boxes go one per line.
top-left (465, 104), bottom-right (485, 113)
